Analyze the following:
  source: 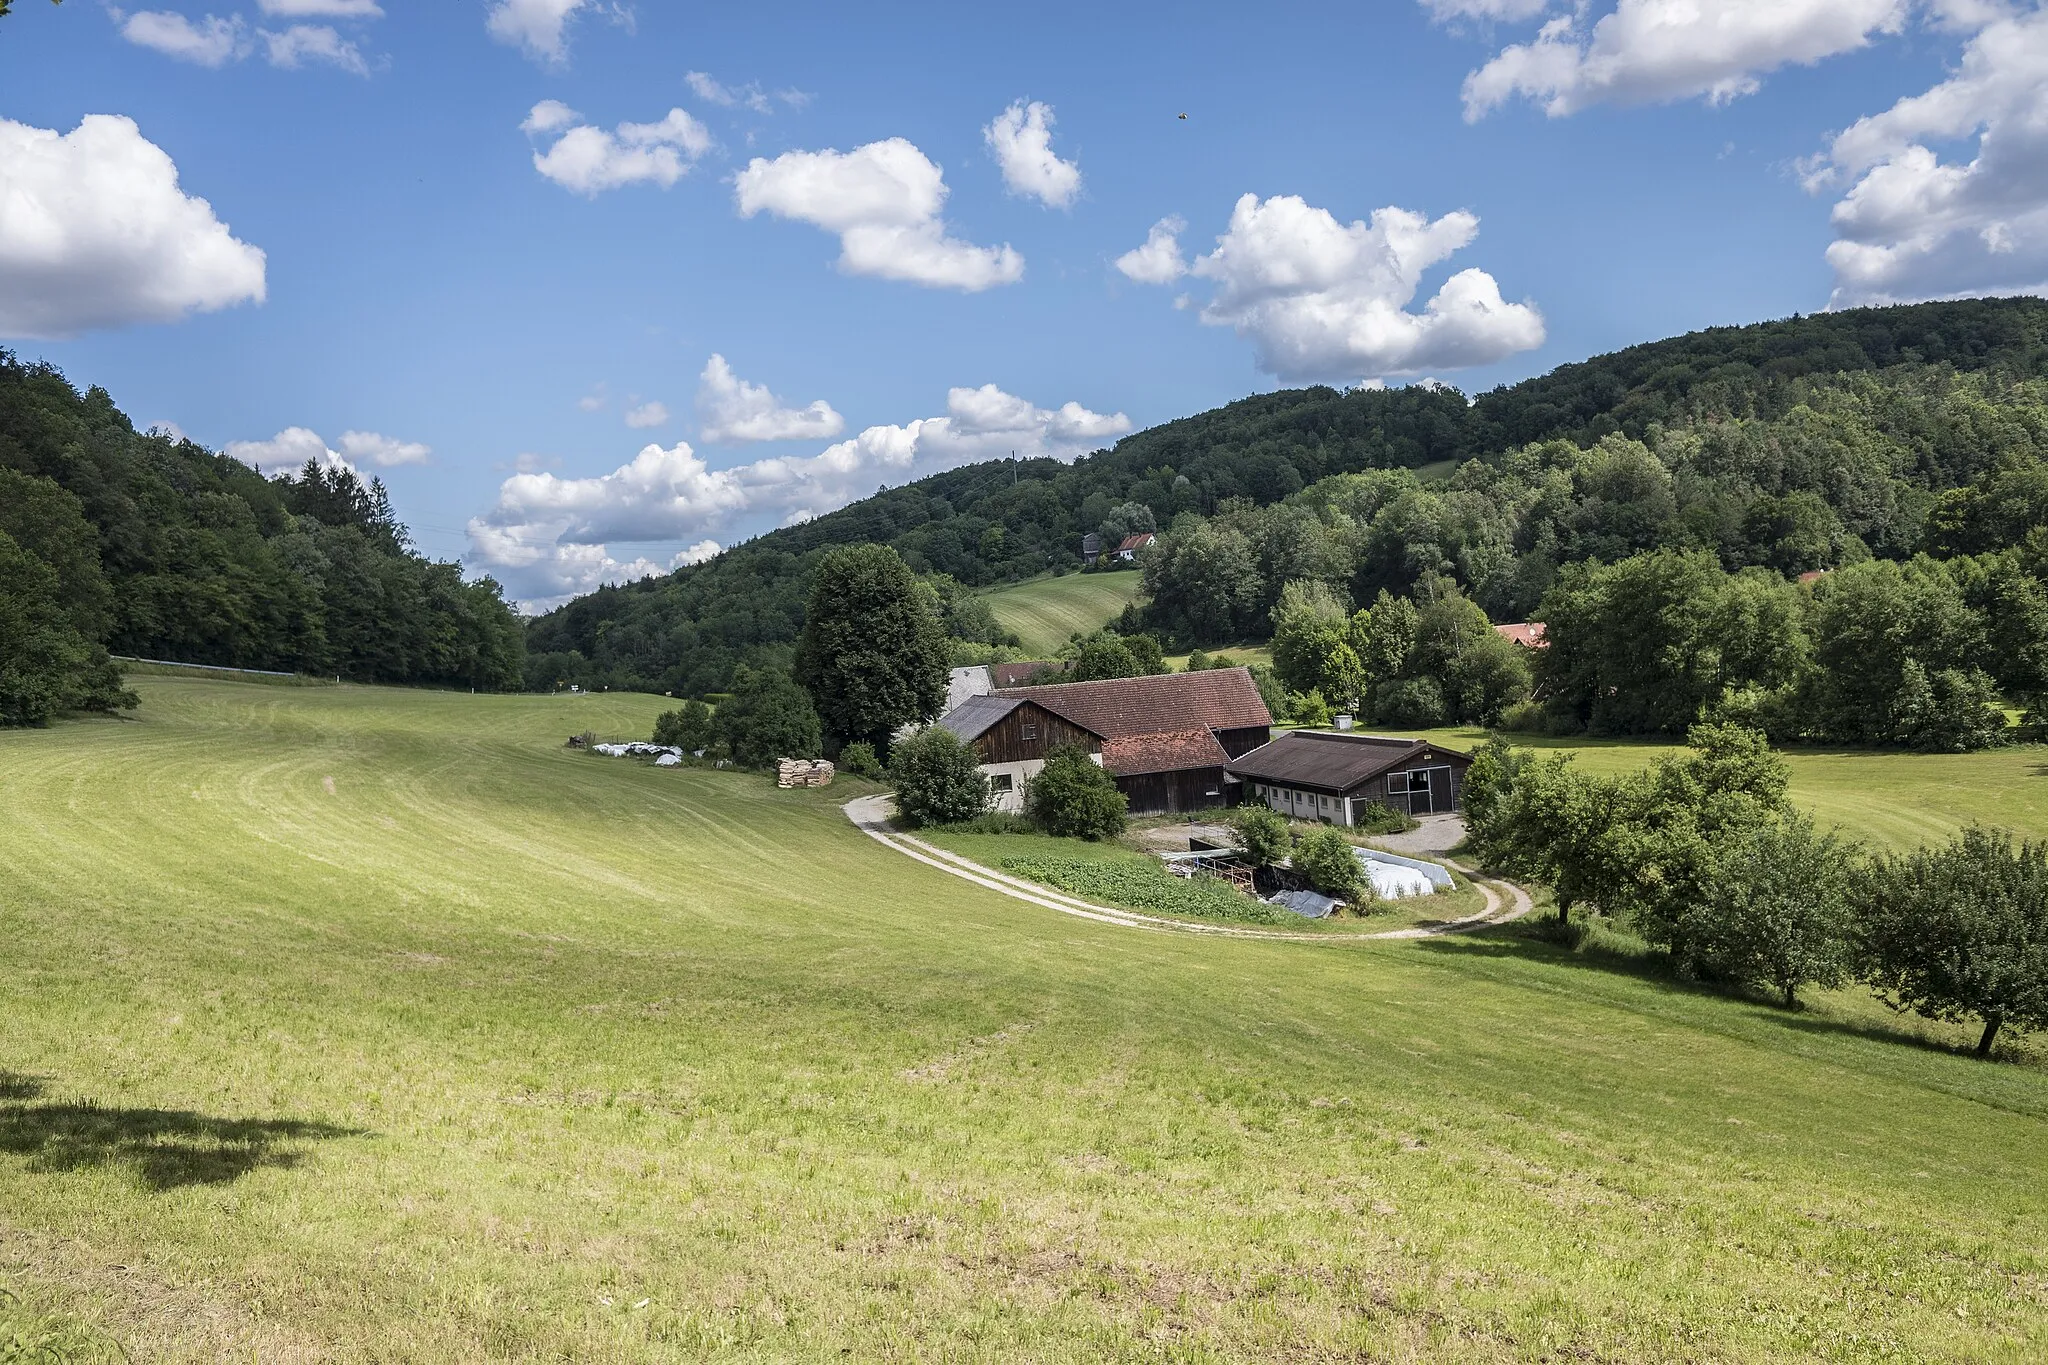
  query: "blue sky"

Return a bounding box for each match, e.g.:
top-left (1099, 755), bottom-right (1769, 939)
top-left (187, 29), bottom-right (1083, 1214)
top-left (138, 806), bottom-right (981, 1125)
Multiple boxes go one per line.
top-left (2, 1), bottom-right (2043, 606)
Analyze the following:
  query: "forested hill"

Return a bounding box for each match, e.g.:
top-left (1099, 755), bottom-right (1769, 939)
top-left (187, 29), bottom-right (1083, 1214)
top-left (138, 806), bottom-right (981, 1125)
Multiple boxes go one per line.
top-left (528, 297), bottom-right (2048, 697)
top-left (0, 355), bottom-right (523, 723)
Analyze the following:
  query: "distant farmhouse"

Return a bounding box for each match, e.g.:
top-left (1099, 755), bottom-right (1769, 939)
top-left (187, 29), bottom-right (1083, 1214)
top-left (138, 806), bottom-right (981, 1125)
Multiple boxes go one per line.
top-left (936, 668), bottom-right (1272, 815)
top-left (1226, 732), bottom-right (1473, 825)
top-left (1494, 622), bottom-right (1547, 649)
top-left (1111, 532), bottom-right (1157, 563)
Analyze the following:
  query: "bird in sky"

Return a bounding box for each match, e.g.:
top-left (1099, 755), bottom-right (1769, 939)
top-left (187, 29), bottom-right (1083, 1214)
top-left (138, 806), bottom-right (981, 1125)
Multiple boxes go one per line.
top-left (1177, 112), bottom-right (1188, 120)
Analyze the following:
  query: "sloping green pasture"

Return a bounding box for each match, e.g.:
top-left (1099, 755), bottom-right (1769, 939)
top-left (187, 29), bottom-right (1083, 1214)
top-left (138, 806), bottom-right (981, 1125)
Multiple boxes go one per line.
top-left (979, 572), bottom-right (1145, 655)
top-left (0, 679), bottom-right (2044, 1361)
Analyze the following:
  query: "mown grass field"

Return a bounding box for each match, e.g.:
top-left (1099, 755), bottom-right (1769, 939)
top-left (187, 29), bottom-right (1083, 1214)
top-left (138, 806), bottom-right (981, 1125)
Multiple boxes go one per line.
top-left (978, 572), bottom-right (1145, 655)
top-left (1, 678), bottom-right (2045, 1361)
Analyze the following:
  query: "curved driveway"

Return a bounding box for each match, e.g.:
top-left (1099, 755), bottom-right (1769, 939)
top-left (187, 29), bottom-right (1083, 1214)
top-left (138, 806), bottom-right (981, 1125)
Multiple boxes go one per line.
top-left (843, 795), bottom-right (1533, 943)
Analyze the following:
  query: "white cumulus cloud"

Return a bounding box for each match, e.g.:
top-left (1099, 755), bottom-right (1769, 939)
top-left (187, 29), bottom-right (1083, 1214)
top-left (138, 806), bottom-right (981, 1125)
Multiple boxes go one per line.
top-left (339, 430), bottom-right (431, 467)
top-left (486, 0), bottom-right (607, 65)
top-left (257, 0), bottom-right (383, 16)
top-left (0, 115), bottom-right (266, 339)
top-left (1423, 0), bottom-right (1554, 19)
top-left (119, 12), bottom-right (247, 66)
top-left (985, 100), bottom-right (1082, 209)
top-left (261, 24), bottom-right (369, 74)
top-left (525, 104), bottom-right (711, 195)
top-left (227, 427), bottom-right (427, 474)
top-left (624, 400), bottom-right (670, 429)
top-left (684, 70), bottom-right (808, 115)
top-left (468, 384), bottom-right (1129, 603)
top-left (734, 138), bottom-right (1024, 291)
top-left (1812, 5), bottom-right (2048, 305)
top-left (1136, 192), bottom-right (1543, 382)
top-left (1115, 216), bottom-right (1190, 284)
top-left (1461, 0), bottom-right (1909, 121)
top-left (696, 354), bottom-right (844, 444)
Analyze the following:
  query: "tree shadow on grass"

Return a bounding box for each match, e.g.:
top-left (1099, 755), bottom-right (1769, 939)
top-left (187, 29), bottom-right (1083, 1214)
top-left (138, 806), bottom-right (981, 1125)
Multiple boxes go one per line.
top-left (0, 1072), bottom-right (364, 1191)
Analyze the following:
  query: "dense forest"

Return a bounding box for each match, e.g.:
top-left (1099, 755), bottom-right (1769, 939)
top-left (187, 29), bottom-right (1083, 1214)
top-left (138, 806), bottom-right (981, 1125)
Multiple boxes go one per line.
top-left (528, 297), bottom-right (2048, 704)
top-left (0, 353), bottom-right (523, 724)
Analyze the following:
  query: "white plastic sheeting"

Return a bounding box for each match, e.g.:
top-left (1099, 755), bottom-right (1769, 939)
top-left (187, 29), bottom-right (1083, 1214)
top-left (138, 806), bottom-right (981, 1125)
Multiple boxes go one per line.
top-left (1357, 850), bottom-right (1438, 900)
top-left (592, 742), bottom-right (683, 759)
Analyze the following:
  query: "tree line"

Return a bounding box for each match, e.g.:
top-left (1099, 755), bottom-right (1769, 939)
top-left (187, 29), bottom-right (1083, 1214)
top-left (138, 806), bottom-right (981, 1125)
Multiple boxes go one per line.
top-left (0, 354), bottom-right (524, 724)
top-left (529, 298), bottom-right (2048, 701)
top-left (1464, 727), bottom-right (2048, 1056)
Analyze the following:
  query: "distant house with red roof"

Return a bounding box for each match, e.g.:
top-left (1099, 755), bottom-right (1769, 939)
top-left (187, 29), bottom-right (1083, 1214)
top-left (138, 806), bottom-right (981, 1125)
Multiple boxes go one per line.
top-left (1495, 622), bottom-right (1547, 649)
top-left (1112, 532), bottom-right (1157, 563)
top-left (934, 667), bottom-right (1272, 815)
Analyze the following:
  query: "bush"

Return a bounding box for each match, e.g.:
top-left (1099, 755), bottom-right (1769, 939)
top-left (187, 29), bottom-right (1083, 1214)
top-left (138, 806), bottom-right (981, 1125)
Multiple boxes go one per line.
top-left (938, 811), bottom-right (1035, 835)
top-left (1229, 804), bottom-right (1290, 868)
top-left (716, 667), bottom-right (823, 769)
top-left (1374, 676), bottom-right (1445, 728)
top-left (1292, 827), bottom-right (1368, 903)
top-left (1024, 744), bottom-right (1128, 840)
top-left (1000, 855), bottom-right (1291, 925)
top-left (837, 739), bottom-right (885, 780)
top-left (889, 726), bottom-right (989, 828)
top-left (1289, 688), bottom-right (1333, 727)
top-left (1350, 801), bottom-right (1415, 835)
top-left (652, 699), bottom-right (715, 751)
top-left (1497, 698), bottom-right (1579, 736)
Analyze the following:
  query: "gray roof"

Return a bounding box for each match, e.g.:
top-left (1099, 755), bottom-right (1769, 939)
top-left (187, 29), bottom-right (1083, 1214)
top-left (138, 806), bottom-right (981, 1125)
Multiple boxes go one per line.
top-left (1224, 731), bottom-right (1468, 795)
top-left (933, 694), bottom-right (1025, 742)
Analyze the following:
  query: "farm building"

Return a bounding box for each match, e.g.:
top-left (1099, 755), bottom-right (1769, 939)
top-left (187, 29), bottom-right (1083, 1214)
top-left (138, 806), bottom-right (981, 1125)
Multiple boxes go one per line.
top-left (1225, 731), bottom-right (1474, 825)
top-left (1111, 532), bottom-right (1157, 562)
top-left (935, 668), bottom-right (1273, 815)
top-left (1494, 622), bottom-right (1547, 648)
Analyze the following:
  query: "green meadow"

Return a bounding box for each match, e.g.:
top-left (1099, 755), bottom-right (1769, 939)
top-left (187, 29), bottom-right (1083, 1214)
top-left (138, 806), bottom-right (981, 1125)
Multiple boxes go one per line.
top-left (978, 572), bottom-right (1147, 656)
top-left (1, 678), bottom-right (2045, 1362)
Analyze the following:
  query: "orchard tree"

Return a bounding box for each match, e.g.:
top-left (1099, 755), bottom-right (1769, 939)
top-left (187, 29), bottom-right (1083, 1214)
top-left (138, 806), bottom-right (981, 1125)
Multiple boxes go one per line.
top-left (1853, 825), bottom-right (2048, 1056)
top-left (794, 544), bottom-right (950, 756)
top-left (1686, 814), bottom-right (1854, 1007)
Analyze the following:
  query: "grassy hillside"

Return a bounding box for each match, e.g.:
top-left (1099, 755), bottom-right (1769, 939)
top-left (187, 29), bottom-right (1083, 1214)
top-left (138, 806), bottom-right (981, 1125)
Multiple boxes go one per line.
top-left (1, 681), bottom-right (2044, 1361)
top-left (979, 572), bottom-right (1146, 655)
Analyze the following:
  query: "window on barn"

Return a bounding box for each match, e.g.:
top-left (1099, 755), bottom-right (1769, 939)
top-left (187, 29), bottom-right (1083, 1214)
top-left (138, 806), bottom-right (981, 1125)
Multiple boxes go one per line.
top-left (990, 774), bottom-right (1015, 793)
top-left (1021, 723), bottom-right (1038, 740)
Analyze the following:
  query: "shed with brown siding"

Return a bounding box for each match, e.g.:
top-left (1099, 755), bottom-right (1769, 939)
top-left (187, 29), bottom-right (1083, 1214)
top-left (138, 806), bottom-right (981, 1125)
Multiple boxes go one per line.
top-left (934, 695), bottom-right (1105, 812)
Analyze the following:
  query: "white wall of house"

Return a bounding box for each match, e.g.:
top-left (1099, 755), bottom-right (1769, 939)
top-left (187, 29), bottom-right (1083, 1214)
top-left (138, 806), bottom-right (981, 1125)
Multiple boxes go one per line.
top-left (1248, 783), bottom-right (1350, 826)
top-left (980, 751), bottom-right (1107, 814)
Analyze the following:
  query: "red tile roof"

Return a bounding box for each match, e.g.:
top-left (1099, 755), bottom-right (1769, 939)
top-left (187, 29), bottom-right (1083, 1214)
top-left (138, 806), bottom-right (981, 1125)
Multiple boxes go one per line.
top-left (1102, 729), bottom-right (1231, 777)
top-left (1114, 533), bottom-right (1157, 553)
top-left (996, 667), bottom-right (1272, 739)
top-left (1495, 622), bottom-right (1547, 648)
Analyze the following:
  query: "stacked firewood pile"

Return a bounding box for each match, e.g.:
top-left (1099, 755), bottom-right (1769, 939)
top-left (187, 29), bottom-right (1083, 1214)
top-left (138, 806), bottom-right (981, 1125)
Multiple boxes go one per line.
top-left (776, 759), bottom-right (835, 789)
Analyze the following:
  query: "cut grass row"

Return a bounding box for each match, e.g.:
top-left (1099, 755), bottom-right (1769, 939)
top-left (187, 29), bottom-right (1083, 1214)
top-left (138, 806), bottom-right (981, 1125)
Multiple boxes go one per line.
top-left (0, 678), bottom-right (2042, 1361)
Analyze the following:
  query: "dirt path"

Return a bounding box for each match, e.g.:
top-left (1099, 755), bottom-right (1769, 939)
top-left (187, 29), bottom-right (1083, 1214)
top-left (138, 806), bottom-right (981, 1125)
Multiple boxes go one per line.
top-left (843, 795), bottom-right (1533, 944)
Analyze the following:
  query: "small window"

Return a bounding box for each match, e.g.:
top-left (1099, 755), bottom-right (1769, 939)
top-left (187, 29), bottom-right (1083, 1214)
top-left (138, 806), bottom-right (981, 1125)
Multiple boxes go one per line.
top-left (1386, 773), bottom-right (1409, 794)
top-left (1021, 723), bottom-right (1038, 741)
top-left (989, 773), bottom-right (1015, 793)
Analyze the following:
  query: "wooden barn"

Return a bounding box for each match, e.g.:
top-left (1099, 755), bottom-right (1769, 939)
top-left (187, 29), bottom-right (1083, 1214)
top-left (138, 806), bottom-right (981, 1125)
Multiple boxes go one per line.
top-left (936, 668), bottom-right (1273, 816)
